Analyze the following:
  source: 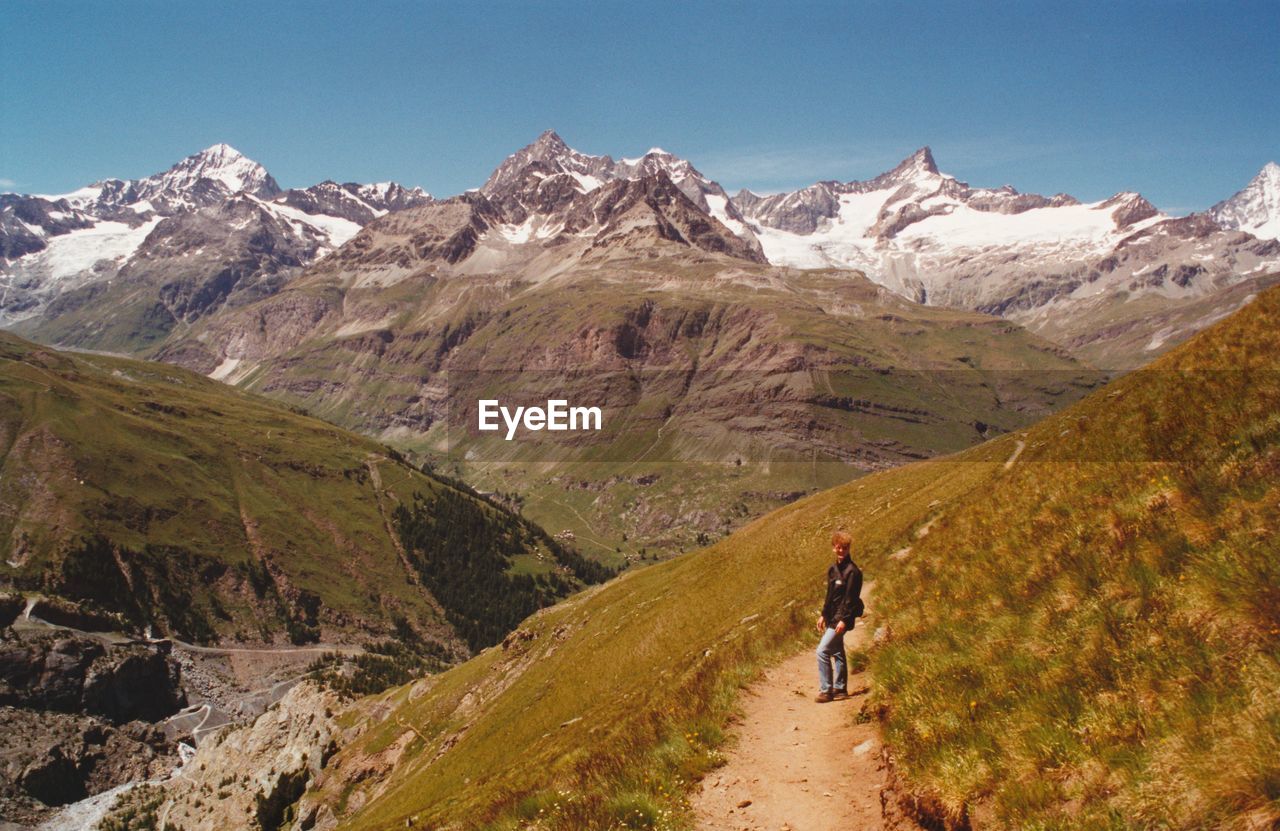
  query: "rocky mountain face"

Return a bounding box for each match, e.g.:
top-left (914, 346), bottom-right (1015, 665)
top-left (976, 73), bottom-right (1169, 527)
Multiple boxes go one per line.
top-left (102, 681), bottom-right (341, 831)
top-left (729, 149), bottom-right (1280, 368)
top-left (0, 194), bottom-right (96, 260)
top-left (1210, 161), bottom-right (1280, 241)
top-left (0, 144), bottom-right (431, 352)
top-left (6, 135), bottom-right (1275, 370)
top-left (0, 626), bottom-right (185, 824)
top-left (0, 632), bottom-right (185, 721)
top-left (482, 130), bottom-right (763, 257)
top-left (276, 180), bottom-right (431, 225)
top-left (16, 195), bottom-right (329, 354)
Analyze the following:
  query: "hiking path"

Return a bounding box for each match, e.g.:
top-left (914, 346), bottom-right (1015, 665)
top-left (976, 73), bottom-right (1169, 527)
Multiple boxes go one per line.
top-left (692, 609), bottom-right (887, 831)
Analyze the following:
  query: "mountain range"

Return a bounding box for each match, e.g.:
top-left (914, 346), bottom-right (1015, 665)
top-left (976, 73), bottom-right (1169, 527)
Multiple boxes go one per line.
top-left (0, 144), bottom-right (431, 350)
top-left (2, 135), bottom-right (1278, 557)
top-left (732, 147), bottom-right (1280, 366)
top-left (3, 134), bottom-right (1279, 830)
top-left (135, 134), bottom-right (1103, 558)
top-left (3, 134), bottom-right (1278, 366)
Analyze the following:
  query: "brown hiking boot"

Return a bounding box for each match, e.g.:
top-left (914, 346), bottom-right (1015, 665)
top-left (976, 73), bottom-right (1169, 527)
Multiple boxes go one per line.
top-left (814, 691), bottom-right (833, 703)
top-left (832, 689), bottom-right (849, 700)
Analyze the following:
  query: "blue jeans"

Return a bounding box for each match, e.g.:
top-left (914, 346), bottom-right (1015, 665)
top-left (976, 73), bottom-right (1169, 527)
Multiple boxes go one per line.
top-left (816, 626), bottom-right (848, 693)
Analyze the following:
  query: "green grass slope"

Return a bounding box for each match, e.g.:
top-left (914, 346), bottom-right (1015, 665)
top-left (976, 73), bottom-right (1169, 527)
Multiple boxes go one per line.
top-left (298, 287), bottom-right (1280, 830)
top-left (0, 333), bottom-right (599, 648)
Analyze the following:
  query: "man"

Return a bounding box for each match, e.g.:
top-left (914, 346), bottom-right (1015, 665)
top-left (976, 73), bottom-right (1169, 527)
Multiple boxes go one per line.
top-left (815, 530), bottom-right (862, 703)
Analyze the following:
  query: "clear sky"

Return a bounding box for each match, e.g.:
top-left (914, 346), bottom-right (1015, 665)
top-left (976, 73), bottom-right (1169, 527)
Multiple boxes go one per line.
top-left (2, 0), bottom-right (1276, 213)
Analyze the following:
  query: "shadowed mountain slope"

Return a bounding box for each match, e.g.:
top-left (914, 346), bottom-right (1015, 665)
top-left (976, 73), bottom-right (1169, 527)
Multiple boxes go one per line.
top-left (0, 332), bottom-right (599, 650)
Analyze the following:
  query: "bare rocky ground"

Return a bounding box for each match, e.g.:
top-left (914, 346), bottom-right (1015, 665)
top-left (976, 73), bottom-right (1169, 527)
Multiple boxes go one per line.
top-left (136, 682), bottom-right (341, 831)
top-left (0, 624), bottom-right (185, 827)
top-left (0, 601), bottom-right (358, 829)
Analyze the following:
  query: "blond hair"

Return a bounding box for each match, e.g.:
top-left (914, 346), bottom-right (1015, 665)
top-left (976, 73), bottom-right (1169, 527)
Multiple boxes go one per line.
top-left (831, 530), bottom-right (852, 552)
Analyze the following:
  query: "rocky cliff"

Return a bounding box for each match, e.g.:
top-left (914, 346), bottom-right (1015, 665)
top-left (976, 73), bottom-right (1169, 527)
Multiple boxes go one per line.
top-left (0, 629), bottom-right (185, 824)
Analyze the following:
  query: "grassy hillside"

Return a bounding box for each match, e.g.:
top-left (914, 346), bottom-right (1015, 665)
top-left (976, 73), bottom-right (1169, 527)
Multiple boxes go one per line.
top-left (295, 287), bottom-right (1280, 830)
top-left (0, 333), bottom-right (601, 648)
top-left (874, 288), bottom-right (1280, 827)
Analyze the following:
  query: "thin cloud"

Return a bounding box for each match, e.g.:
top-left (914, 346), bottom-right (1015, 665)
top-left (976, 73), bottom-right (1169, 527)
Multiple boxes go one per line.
top-left (0, 178), bottom-right (17, 189)
top-left (695, 144), bottom-right (915, 194)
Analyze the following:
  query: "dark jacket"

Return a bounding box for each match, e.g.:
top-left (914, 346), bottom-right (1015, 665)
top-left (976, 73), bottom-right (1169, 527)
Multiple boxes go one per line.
top-left (822, 557), bottom-right (863, 627)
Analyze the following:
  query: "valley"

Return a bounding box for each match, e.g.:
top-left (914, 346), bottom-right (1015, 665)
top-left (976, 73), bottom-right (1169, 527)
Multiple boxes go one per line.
top-left (6, 132), bottom-right (1278, 563)
top-left (1, 129), bottom-right (1277, 830)
top-left (269, 281), bottom-right (1280, 831)
top-left (0, 329), bottom-right (618, 824)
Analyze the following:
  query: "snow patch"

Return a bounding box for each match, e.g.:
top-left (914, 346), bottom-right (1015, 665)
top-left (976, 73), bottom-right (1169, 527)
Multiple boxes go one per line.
top-left (263, 200), bottom-right (362, 246)
top-left (704, 193), bottom-right (749, 238)
top-left (35, 184), bottom-right (105, 205)
top-left (499, 218), bottom-right (536, 243)
top-left (569, 171), bottom-right (604, 193)
top-left (1144, 328), bottom-right (1172, 352)
top-left (755, 186), bottom-right (1167, 274)
top-left (25, 218), bottom-right (162, 280)
top-left (209, 356), bottom-right (242, 381)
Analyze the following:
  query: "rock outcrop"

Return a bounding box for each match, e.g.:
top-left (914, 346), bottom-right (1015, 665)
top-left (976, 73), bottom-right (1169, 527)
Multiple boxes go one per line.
top-left (0, 632), bottom-right (186, 723)
top-left (135, 682), bottom-right (340, 831)
top-left (0, 630), bottom-right (185, 823)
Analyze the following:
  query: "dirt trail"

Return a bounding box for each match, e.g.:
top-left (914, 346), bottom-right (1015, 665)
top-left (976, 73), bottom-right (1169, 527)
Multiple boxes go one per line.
top-left (1003, 438), bottom-right (1026, 470)
top-left (693, 616), bottom-right (886, 831)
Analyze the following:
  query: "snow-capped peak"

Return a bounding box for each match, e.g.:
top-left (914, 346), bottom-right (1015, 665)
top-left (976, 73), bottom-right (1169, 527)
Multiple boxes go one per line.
top-left (197, 142), bottom-right (240, 158)
top-left (482, 131), bottom-right (705, 199)
top-left (481, 130), bottom-right (607, 195)
top-left (1210, 161), bottom-right (1280, 240)
top-left (149, 143), bottom-right (279, 200)
top-left (25, 144), bottom-right (281, 217)
top-left (476, 131), bottom-right (761, 252)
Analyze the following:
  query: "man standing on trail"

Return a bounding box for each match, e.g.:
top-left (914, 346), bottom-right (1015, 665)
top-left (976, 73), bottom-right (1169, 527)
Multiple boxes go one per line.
top-left (815, 530), bottom-right (862, 703)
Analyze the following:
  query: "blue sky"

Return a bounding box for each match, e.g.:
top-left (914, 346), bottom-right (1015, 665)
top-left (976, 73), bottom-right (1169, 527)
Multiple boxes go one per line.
top-left (2, 0), bottom-right (1276, 212)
